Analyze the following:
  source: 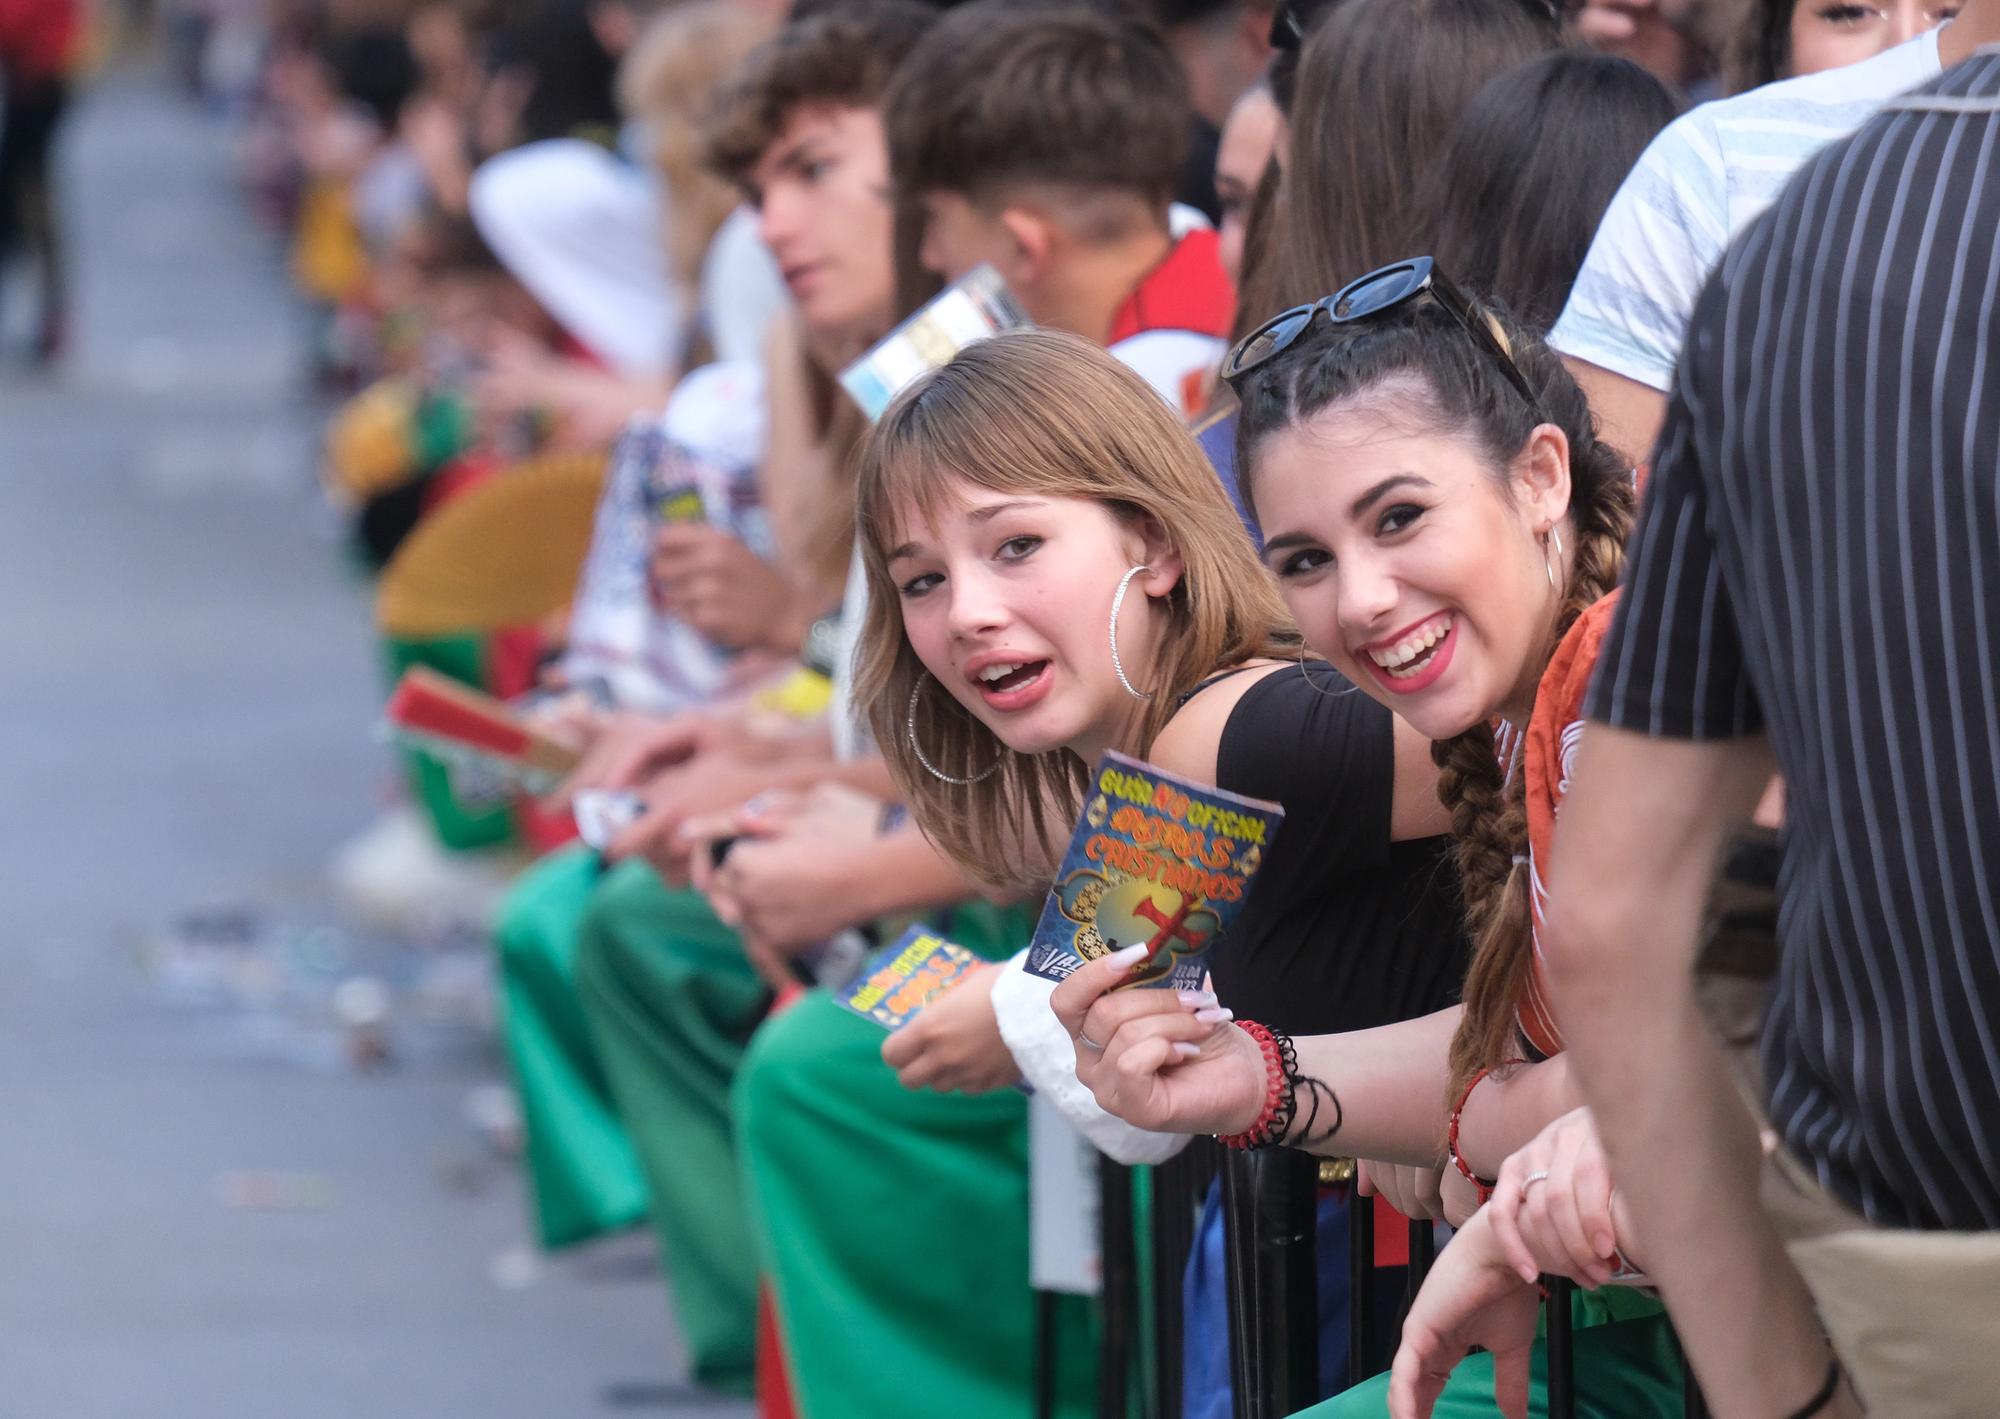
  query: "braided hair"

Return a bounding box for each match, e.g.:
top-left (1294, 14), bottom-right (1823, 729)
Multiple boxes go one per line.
top-left (1233, 288), bottom-right (1636, 1097)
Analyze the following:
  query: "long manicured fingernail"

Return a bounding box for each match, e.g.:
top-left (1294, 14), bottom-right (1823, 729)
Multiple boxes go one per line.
top-left (1105, 943), bottom-right (1151, 971)
top-left (1172, 1042), bottom-right (1201, 1059)
top-left (1194, 1007), bottom-right (1233, 1025)
top-left (1177, 990), bottom-right (1217, 1009)
top-left (1517, 1264), bottom-right (1539, 1284)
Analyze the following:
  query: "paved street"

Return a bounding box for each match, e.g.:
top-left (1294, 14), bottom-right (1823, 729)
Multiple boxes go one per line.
top-left (0, 59), bottom-right (742, 1418)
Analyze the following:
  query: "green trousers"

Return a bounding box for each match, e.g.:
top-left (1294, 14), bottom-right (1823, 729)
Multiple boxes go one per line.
top-left (572, 862), bottom-right (769, 1396)
top-left (494, 846), bottom-right (647, 1248)
top-left (1297, 1287), bottom-right (1683, 1417)
top-left (733, 901), bottom-right (1098, 1419)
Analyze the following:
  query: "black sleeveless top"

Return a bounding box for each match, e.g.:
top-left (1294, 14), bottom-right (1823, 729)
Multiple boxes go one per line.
top-left (1202, 663), bottom-right (1469, 1037)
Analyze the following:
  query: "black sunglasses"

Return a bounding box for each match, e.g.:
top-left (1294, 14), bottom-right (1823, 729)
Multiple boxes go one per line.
top-left (1270, 0), bottom-right (1564, 52)
top-left (1221, 256), bottom-right (1543, 415)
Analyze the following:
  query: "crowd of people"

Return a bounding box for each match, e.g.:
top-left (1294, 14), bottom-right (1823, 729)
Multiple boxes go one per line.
top-left (216, 0), bottom-right (2000, 1413)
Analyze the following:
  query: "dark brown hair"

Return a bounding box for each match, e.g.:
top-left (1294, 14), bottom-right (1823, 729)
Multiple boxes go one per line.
top-left (703, 1), bottom-right (936, 183)
top-left (884, 1), bottom-right (1192, 221)
top-left (1426, 52), bottom-right (1681, 332)
top-left (1274, 0), bottom-right (1555, 311)
top-left (1233, 287), bottom-right (1636, 1097)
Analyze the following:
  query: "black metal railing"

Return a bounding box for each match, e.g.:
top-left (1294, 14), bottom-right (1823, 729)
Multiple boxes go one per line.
top-left (1150, 1140), bottom-right (1223, 1418)
top-left (1099, 1145), bottom-right (1713, 1419)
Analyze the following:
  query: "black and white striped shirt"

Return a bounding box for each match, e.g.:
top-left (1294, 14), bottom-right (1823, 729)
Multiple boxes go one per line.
top-left (1588, 48), bottom-right (2000, 1232)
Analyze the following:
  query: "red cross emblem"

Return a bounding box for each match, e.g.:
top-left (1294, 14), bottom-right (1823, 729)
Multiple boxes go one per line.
top-left (1131, 892), bottom-right (1211, 961)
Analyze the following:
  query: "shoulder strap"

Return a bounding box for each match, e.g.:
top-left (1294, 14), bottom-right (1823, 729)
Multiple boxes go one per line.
top-left (1173, 663), bottom-right (1260, 710)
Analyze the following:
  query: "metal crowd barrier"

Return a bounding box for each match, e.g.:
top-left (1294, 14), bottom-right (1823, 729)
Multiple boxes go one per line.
top-left (1087, 1147), bottom-right (1712, 1419)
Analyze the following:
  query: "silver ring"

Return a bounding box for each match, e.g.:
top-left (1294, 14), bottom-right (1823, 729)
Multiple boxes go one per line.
top-left (1077, 1032), bottom-right (1105, 1052)
top-left (1522, 1169), bottom-right (1551, 1192)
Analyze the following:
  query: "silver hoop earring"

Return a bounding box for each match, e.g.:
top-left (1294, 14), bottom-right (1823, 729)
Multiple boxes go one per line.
top-left (1543, 525), bottom-right (1565, 592)
top-left (906, 674), bottom-right (1001, 785)
top-left (1297, 647), bottom-right (1357, 699)
top-left (1109, 564), bottom-right (1155, 702)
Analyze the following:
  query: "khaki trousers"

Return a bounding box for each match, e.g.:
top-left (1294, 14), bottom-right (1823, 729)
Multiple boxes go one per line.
top-left (1694, 836), bottom-right (2000, 1416)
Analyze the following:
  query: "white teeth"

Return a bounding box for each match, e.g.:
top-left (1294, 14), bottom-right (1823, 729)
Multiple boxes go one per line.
top-left (978, 662), bottom-right (1024, 684)
top-left (1367, 618), bottom-right (1449, 671)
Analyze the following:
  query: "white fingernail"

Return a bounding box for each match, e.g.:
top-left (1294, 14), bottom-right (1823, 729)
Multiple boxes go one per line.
top-left (1172, 1042), bottom-right (1201, 1059)
top-left (1106, 943), bottom-right (1151, 970)
top-left (1177, 990), bottom-right (1217, 1008)
top-left (1194, 1007), bottom-right (1233, 1025)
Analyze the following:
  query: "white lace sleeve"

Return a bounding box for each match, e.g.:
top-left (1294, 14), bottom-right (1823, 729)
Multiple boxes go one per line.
top-left (989, 950), bottom-right (1189, 1166)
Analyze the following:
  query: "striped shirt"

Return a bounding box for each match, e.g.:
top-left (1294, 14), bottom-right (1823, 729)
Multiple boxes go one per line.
top-left (1587, 48), bottom-right (2000, 1232)
top-left (1550, 29), bottom-right (1941, 393)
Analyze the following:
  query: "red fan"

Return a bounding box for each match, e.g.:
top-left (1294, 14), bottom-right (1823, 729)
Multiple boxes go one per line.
top-left (383, 666), bottom-right (582, 791)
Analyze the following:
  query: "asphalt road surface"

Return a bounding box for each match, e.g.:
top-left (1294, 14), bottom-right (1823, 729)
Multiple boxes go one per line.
top-left (0, 57), bottom-right (746, 1419)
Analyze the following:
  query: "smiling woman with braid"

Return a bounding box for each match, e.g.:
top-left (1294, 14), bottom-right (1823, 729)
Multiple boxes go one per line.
top-left (1051, 259), bottom-right (1689, 1415)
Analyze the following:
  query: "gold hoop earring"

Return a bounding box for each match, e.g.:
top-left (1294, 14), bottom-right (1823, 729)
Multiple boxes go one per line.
top-left (906, 674), bottom-right (1001, 785)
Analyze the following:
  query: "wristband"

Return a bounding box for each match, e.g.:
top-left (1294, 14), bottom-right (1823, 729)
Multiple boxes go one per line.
top-left (1218, 1022), bottom-right (1343, 1151)
top-left (1447, 1066), bottom-right (1499, 1203)
top-left (1219, 1021), bottom-right (1291, 1149)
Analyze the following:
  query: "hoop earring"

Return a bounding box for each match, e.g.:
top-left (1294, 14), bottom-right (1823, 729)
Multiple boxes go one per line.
top-left (906, 674), bottom-right (1001, 785)
top-left (1109, 564), bottom-right (1155, 702)
top-left (1543, 525), bottom-right (1565, 593)
top-left (1297, 647), bottom-right (1357, 699)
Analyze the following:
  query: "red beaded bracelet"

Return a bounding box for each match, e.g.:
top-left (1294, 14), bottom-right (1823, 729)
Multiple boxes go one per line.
top-left (1208, 1031), bottom-right (1288, 1151)
top-left (1447, 1065), bottom-right (1499, 1203)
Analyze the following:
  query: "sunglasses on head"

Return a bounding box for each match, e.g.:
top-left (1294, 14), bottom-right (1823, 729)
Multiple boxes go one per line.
top-left (1269, 0), bottom-right (1564, 52)
top-left (1221, 256), bottom-right (1543, 416)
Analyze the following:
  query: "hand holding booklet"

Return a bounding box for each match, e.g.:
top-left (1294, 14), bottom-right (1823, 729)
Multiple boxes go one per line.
top-left (834, 926), bottom-right (985, 1031)
top-left (1023, 751), bottom-right (1282, 993)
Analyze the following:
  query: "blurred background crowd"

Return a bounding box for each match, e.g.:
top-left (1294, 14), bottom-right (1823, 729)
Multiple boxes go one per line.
top-left (3, 0), bottom-right (1977, 1414)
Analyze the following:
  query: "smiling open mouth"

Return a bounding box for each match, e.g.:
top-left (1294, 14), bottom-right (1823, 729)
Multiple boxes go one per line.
top-left (1361, 613), bottom-right (1456, 694)
top-left (974, 660), bottom-right (1049, 694)
top-left (1372, 624), bottom-right (1446, 679)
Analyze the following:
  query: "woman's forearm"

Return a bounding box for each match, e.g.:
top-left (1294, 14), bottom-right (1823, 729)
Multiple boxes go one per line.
top-left (861, 822), bottom-right (986, 917)
top-left (1279, 1006), bottom-right (1462, 1166)
top-left (1455, 1054), bottom-right (1585, 1180)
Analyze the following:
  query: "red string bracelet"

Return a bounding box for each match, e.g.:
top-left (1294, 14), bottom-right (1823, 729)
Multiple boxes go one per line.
top-left (1219, 1020), bottom-right (1288, 1149)
top-left (1447, 1065), bottom-right (1499, 1203)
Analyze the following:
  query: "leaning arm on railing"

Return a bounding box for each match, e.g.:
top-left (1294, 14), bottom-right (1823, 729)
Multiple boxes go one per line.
top-left (1547, 728), bottom-right (1853, 1419)
top-left (1385, 1204), bottom-right (1543, 1419)
top-left (1049, 950), bottom-right (1463, 1166)
top-left (1385, 1106), bottom-right (1646, 1419)
top-left (1449, 1053), bottom-right (1585, 1184)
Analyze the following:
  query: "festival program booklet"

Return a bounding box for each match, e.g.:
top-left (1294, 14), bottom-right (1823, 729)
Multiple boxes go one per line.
top-left (1022, 751), bottom-right (1283, 993)
top-left (834, 926), bottom-right (986, 1031)
top-left (839, 264), bottom-right (1028, 419)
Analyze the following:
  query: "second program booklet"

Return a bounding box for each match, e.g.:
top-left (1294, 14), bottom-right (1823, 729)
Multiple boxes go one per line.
top-left (1022, 751), bottom-right (1282, 992)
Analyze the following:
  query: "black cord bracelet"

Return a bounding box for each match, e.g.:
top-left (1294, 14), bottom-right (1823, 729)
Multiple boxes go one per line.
top-left (1266, 1029), bottom-right (1343, 1150)
top-left (1780, 1352), bottom-right (1844, 1419)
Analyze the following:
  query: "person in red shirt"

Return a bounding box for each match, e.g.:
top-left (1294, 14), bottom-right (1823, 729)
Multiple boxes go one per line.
top-left (883, 1), bottom-right (1235, 422)
top-left (0, 0), bottom-right (79, 363)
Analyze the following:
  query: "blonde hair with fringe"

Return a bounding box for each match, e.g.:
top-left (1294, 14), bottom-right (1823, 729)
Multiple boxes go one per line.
top-left (854, 329), bottom-right (1295, 891)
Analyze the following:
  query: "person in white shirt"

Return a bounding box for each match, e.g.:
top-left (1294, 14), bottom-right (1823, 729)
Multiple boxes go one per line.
top-left (1550, 7), bottom-right (1990, 462)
